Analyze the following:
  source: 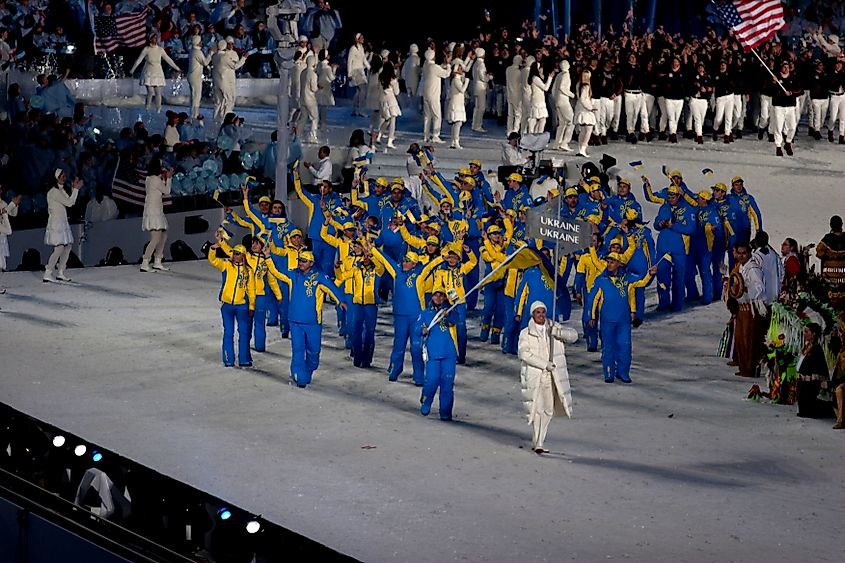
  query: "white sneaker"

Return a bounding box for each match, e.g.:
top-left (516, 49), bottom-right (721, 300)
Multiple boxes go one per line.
top-left (431, 137), bottom-right (445, 144)
top-left (386, 140), bottom-right (396, 149)
top-left (43, 272), bottom-right (56, 283)
top-left (576, 150), bottom-right (589, 157)
top-left (559, 145), bottom-right (573, 152)
top-left (140, 261), bottom-right (152, 272)
top-left (450, 143), bottom-right (462, 149)
top-left (56, 271), bottom-right (72, 282)
top-left (152, 261), bottom-right (170, 271)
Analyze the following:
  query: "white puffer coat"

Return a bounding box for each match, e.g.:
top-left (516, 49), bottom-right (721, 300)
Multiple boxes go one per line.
top-left (518, 319), bottom-right (578, 421)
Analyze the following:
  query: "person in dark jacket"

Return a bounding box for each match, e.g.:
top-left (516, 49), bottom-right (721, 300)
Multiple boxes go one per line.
top-left (796, 323), bottom-right (833, 419)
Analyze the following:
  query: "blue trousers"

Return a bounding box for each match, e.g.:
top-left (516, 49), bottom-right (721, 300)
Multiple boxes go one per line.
top-left (312, 239), bottom-right (335, 277)
top-left (600, 319), bottom-right (633, 381)
top-left (351, 303), bottom-right (377, 367)
top-left (389, 314), bottom-right (425, 384)
top-left (267, 293), bottom-right (280, 326)
top-left (454, 303), bottom-right (468, 362)
top-left (501, 295), bottom-right (520, 354)
top-left (582, 305), bottom-right (599, 351)
top-left (342, 299), bottom-right (353, 349)
top-left (481, 282), bottom-right (505, 331)
top-left (221, 303), bottom-right (252, 366)
top-left (464, 238), bottom-right (480, 310)
top-left (251, 294), bottom-right (269, 351)
top-left (711, 244), bottom-right (726, 301)
top-left (684, 253), bottom-right (701, 301)
top-left (657, 251), bottom-right (687, 311)
top-left (422, 356), bottom-right (457, 420)
top-left (556, 290), bottom-right (572, 322)
top-left (686, 246), bottom-right (713, 305)
top-left (378, 271), bottom-right (393, 302)
top-left (290, 321), bottom-right (322, 386)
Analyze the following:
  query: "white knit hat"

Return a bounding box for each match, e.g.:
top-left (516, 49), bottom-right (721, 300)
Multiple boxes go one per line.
top-left (475, 47), bottom-right (485, 58)
top-left (530, 301), bottom-right (547, 314)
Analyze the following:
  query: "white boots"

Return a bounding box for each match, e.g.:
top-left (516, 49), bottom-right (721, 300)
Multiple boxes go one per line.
top-left (141, 257), bottom-right (169, 272)
top-left (43, 270), bottom-right (71, 283)
top-left (140, 259), bottom-right (152, 272)
top-left (152, 259), bottom-right (169, 271)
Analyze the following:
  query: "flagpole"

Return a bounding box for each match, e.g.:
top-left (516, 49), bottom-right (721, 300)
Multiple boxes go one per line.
top-left (549, 194), bottom-right (562, 362)
top-left (750, 47), bottom-right (789, 95)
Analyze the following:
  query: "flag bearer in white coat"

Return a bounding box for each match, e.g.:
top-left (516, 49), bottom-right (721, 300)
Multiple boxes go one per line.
top-left (518, 301), bottom-right (578, 454)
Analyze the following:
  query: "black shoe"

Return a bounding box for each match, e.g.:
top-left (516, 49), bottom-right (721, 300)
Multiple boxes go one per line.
top-left (638, 132), bottom-right (646, 141)
top-left (645, 132), bottom-right (653, 142)
top-left (809, 127), bottom-right (816, 137)
top-left (696, 135), bottom-right (703, 144)
top-left (658, 132), bottom-right (668, 141)
top-left (840, 136), bottom-right (845, 145)
top-left (813, 131), bottom-right (822, 140)
top-left (609, 131), bottom-right (619, 141)
top-left (768, 133), bottom-right (775, 142)
top-left (723, 134), bottom-right (732, 144)
top-left (735, 130), bottom-right (743, 139)
top-left (776, 146), bottom-right (784, 156)
top-left (784, 142), bottom-right (793, 156)
top-left (632, 318), bottom-right (643, 328)
top-left (600, 135), bottom-right (608, 145)
top-left (758, 129), bottom-right (765, 140)
top-left (631, 134), bottom-right (638, 144)
top-left (712, 131), bottom-right (719, 142)
top-left (669, 133), bottom-right (678, 143)
top-left (829, 130), bottom-right (835, 142)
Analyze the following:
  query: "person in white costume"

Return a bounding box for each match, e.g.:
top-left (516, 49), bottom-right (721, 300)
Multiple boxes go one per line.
top-left (188, 35), bottom-right (212, 119)
top-left (129, 33), bottom-right (182, 112)
top-left (347, 33), bottom-right (370, 116)
top-left (366, 57), bottom-right (384, 134)
top-left (518, 301), bottom-right (578, 454)
top-left (316, 49), bottom-right (337, 135)
top-left (574, 70), bottom-right (597, 157)
top-left (211, 39), bottom-right (249, 122)
top-left (377, 63), bottom-right (402, 149)
top-left (401, 44), bottom-right (421, 98)
top-left (140, 158), bottom-right (174, 273)
top-left (470, 47), bottom-right (489, 132)
top-left (551, 60), bottom-right (575, 151)
top-left (422, 49), bottom-right (451, 143)
top-left (445, 62), bottom-right (468, 149)
top-left (0, 187), bottom-right (21, 289)
top-left (519, 56), bottom-right (534, 134)
top-left (299, 53), bottom-right (319, 143)
top-left (43, 169), bottom-right (82, 283)
top-left (527, 60), bottom-right (555, 134)
top-left (505, 54), bottom-right (524, 134)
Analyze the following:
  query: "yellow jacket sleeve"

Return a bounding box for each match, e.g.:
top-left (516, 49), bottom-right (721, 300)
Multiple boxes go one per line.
top-left (265, 257), bottom-right (292, 288)
top-left (208, 250), bottom-right (226, 271)
top-left (460, 248), bottom-right (478, 275)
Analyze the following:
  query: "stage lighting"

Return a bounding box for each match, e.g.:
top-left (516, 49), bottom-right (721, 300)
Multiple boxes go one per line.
top-left (74, 445), bottom-right (87, 456)
top-left (52, 435), bottom-right (66, 447)
top-left (246, 520), bottom-right (261, 534)
top-left (92, 451), bottom-right (103, 462)
top-left (217, 508), bottom-right (232, 521)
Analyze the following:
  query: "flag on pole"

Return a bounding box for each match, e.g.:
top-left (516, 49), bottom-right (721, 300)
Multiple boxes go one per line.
top-left (111, 157), bottom-right (172, 208)
top-left (712, 0), bottom-right (785, 51)
top-left (94, 7), bottom-right (149, 54)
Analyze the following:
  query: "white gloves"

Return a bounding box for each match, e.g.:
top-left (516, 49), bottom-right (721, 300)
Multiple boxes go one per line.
top-left (545, 362), bottom-right (556, 372)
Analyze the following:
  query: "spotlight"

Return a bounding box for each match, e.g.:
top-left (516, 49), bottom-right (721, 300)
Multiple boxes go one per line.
top-left (92, 451), bottom-right (103, 462)
top-left (217, 508), bottom-right (232, 521)
top-left (52, 435), bottom-right (66, 447)
top-left (245, 520), bottom-right (261, 534)
top-left (74, 445), bottom-right (87, 457)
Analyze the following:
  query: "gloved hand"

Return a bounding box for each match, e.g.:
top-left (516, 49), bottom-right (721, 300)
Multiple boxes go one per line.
top-left (545, 362), bottom-right (556, 372)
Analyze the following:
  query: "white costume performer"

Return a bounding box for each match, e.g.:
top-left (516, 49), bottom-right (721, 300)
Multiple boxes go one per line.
top-left (527, 65), bottom-right (554, 134)
top-left (574, 72), bottom-right (597, 157)
top-left (365, 64), bottom-right (383, 132)
top-left (0, 194), bottom-right (19, 273)
top-left (129, 37), bottom-right (181, 112)
top-left (347, 36), bottom-right (369, 116)
top-left (505, 55), bottom-right (524, 134)
top-left (316, 57), bottom-right (336, 133)
top-left (401, 44), bottom-right (421, 98)
top-left (378, 76), bottom-right (402, 149)
top-left (211, 40), bottom-right (247, 122)
top-left (518, 301), bottom-right (578, 453)
top-left (141, 169), bottom-right (172, 272)
top-left (445, 65), bottom-right (468, 149)
top-left (43, 170), bottom-right (80, 283)
top-left (299, 53), bottom-right (319, 143)
top-left (471, 48), bottom-right (489, 132)
top-left (519, 56), bottom-right (534, 134)
top-left (188, 36), bottom-right (211, 118)
top-left (551, 60), bottom-right (575, 150)
top-left (422, 50), bottom-right (451, 143)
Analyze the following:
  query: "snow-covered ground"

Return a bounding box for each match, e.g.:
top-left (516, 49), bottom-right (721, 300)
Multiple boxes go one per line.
top-left (1, 106), bottom-right (843, 561)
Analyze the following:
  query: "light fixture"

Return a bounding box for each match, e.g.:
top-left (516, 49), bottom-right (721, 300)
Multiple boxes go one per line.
top-left (245, 520), bottom-right (261, 534)
top-left (217, 508), bottom-right (232, 521)
top-left (74, 445), bottom-right (87, 457)
top-left (52, 435), bottom-right (66, 447)
top-left (92, 451), bottom-right (103, 462)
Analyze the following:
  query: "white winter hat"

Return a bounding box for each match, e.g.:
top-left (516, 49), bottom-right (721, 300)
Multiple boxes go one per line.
top-left (305, 54), bottom-right (317, 67)
top-left (530, 301), bottom-right (547, 314)
top-left (217, 39), bottom-right (227, 50)
top-left (298, 35), bottom-right (308, 43)
top-left (225, 35), bottom-right (235, 43)
top-left (54, 168), bottom-right (64, 180)
top-left (380, 49), bottom-right (390, 59)
top-left (475, 47), bottom-right (485, 58)
top-left (560, 60), bottom-right (570, 71)
top-left (409, 44), bottom-right (419, 54)
top-left (447, 42), bottom-right (456, 53)
top-left (830, 34), bottom-right (840, 45)
top-left (513, 54), bottom-right (523, 65)
top-left (191, 35), bottom-right (201, 47)
top-left (424, 50), bottom-right (435, 61)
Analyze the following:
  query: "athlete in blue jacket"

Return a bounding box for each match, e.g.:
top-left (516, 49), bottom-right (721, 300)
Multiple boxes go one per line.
top-left (587, 256), bottom-right (656, 383)
top-left (685, 190), bottom-right (723, 305)
top-left (415, 286), bottom-right (460, 421)
top-left (653, 185), bottom-right (697, 311)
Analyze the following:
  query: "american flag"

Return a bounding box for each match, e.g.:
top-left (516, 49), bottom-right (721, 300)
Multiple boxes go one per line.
top-left (111, 158), bottom-right (172, 208)
top-left (713, 0), bottom-right (786, 51)
top-left (94, 7), bottom-right (150, 54)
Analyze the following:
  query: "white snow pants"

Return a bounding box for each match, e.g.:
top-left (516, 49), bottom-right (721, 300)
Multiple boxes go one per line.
top-left (772, 105), bottom-right (797, 147)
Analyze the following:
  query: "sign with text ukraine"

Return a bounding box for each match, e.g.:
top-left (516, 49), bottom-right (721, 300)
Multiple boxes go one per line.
top-left (526, 202), bottom-right (591, 253)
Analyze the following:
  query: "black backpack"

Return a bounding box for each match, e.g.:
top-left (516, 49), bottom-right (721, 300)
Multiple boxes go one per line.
top-left (100, 246), bottom-right (127, 267)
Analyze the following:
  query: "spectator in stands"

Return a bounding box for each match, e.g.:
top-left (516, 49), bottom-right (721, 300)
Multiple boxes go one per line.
top-left (301, 0), bottom-right (342, 54)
